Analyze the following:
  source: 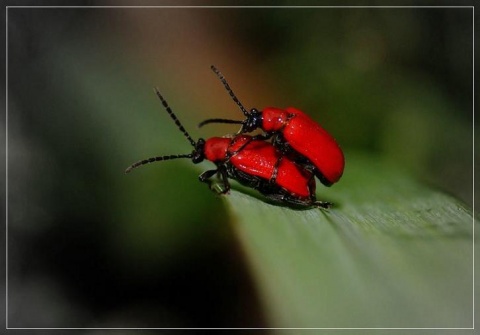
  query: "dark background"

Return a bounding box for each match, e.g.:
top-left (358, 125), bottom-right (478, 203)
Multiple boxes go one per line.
top-left (4, 2), bottom-right (474, 330)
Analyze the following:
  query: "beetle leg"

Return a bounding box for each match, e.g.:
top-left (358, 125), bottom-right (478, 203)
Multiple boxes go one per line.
top-left (264, 192), bottom-right (332, 209)
top-left (198, 167), bottom-right (231, 195)
top-left (284, 196), bottom-right (317, 208)
top-left (313, 201), bottom-right (333, 209)
top-left (265, 193), bottom-right (316, 208)
top-left (199, 168), bottom-right (217, 182)
top-left (262, 192), bottom-right (287, 204)
top-left (199, 169), bottom-right (219, 192)
top-left (250, 133), bottom-right (273, 141)
top-left (288, 197), bottom-right (332, 209)
top-left (217, 165), bottom-right (231, 194)
top-left (271, 133), bottom-right (296, 156)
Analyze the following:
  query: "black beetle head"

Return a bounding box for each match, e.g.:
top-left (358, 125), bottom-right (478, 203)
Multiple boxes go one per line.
top-left (191, 138), bottom-right (206, 164)
top-left (241, 108), bottom-right (263, 133)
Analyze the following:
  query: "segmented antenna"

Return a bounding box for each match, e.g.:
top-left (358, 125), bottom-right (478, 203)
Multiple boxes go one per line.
top-left (154, 87), bottom-right (197, 148)
top-left (125, 89), bottom-right (198, 174)
top-left (198, 118), bottom-right (244, 128)
top-left (210, 65), bottom-right (249, 116)
top-left (125, 154), bottom-right (193, 173)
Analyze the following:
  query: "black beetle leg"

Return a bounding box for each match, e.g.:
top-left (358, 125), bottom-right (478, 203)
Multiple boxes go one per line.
top-left (264, 192), bottom-right (332, 209)
top-left (313, 200), bottom-right (333, 209)
top-left (218, 166), bottom-right (231, 194)
top-left (198, 167), bottom-right (231, 195)
top-left (250, 133), bottom-right (273, 141)
top-left (199, 169), bottom-right (218, 192)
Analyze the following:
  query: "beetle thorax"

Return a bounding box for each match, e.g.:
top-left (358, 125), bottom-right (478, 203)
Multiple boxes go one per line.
top-left (204, 137), bottom-right (231, 163)
top-left (261, 107), bottom-right (290, 132)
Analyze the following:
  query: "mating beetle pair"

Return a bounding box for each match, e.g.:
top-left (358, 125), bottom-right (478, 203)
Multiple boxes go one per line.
top-left (126, 66), bottom-right (345, 209)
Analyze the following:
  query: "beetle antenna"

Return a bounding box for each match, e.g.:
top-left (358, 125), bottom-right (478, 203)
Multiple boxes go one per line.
top-left (125, 154), bottom-right (193, 173)
top-left (210, 65), bottom-right (249, 117)
top-left (198, 118), bottom-right (244, 128)
top-left (154, 87), bottom-right (197, 148)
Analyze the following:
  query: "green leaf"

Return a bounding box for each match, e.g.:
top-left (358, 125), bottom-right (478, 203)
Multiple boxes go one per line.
top-left (223, 152), bottom-right (474, 328)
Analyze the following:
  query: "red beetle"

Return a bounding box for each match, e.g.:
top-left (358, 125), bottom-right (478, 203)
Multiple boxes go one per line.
top-left (199, 66), bottom-right (345, 187)
top-left (126, 88), bottom-right (331, 208)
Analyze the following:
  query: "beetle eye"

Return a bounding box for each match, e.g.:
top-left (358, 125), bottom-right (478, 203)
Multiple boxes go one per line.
top-left (191, 151), bottom-right (204, 164)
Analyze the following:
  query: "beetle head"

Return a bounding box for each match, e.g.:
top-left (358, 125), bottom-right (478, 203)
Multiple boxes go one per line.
top-left (241, 108), bottom-right (263, 133)
top-left (192, 138), bottom-right (206, 164)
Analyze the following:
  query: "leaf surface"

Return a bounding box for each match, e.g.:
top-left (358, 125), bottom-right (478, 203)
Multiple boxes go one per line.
top-left (224, 153), bottom-right (474, 328)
